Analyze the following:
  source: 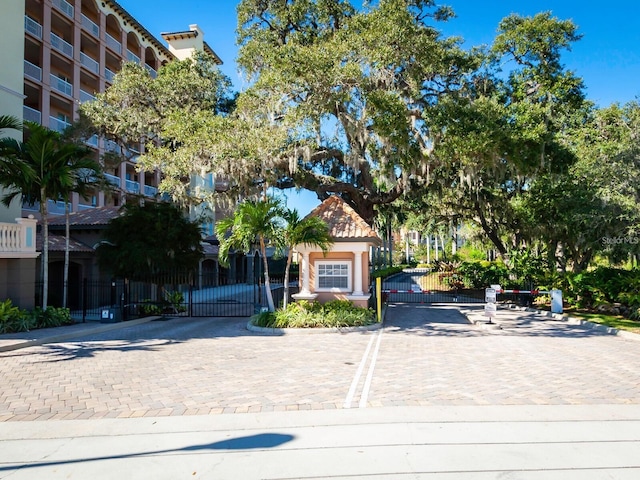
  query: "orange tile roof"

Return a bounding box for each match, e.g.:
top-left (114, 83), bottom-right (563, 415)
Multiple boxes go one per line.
top-left (306, 195), bottom-right (381, 244)
top-left (36, 233), bottom-right (94, 253)
top-left (47, 207), bottom-right (122, 227)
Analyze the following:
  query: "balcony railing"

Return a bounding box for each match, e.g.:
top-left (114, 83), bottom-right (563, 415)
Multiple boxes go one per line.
top-left (81, 14), bottom-right (99, 37)
top-left (49, 116), bottom-right (71, 134)
top-left (104, 139), bottom-right (121, 154)
top-left (144, 185), bottom-right (158, 197)
top-left (24, 16), bottom-right (43, 39)
top-left (105, 68), bottom-right (115, 83)
top-left (125, 180), bottom-right (140, 194)
top-left (79, 89), bottom-right (95, 103)
top-left (23, 105), bottom-right (41, 124)
top-left (24, 60), bottom-right (42, 81)
top-left (126, 49), bottom-right (141, 64)
top-left (104, 173), bottom-right (121, 188)
top-left (50, 73), bottom-right (72, 96)
top-left (80, 52), bottom-right (99, 75)
top-left (85, 135), bottom-right (99, 147)
top-left (145, 64), bottom-right (157, 78)
top-left (105, 33), bottom-right (122, 54)
top-left (77, 204), bottom-right (96, 211)
top-left (24, 200), bottom-right (68, 215)
top-left (50, 32), bottom-right (73, 58)
top-left (0, 218), bottom-right (38, 255)
top-left (52, 0), bottom-right (74, 19)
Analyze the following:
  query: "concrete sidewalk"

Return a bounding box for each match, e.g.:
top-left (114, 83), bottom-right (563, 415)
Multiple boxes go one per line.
top-left (1, 405), bottom-right (640, 479)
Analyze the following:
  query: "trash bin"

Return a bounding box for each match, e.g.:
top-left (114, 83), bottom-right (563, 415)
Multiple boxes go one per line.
top-left (100, 308), bottom-right (121, 323)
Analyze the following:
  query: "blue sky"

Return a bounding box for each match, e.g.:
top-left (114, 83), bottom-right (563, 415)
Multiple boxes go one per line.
top-left (120, 0), bottom-right (640, 215)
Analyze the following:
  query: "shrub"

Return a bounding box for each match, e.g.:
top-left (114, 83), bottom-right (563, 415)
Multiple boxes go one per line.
top-left (0, 299), bottom-right (29, 333)
top-left (457, 261), bottom-right (509, 288)
top-left (31, 307), bottom-right (73, 329)
top-left (0, 301), bottom-right (72, 333)
top-left (253, 300), bottom-right (376, 328)
top-left (371, 265), bottom-right (408, 279)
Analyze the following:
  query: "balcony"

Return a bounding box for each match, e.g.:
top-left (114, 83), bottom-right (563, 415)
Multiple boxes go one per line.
top-left (85, 135), bottom-right (99, 147)
top-left (144, 185), bottom-right (158, 197)
top-left (50, 32), bottom-right (73, 58)
top-left (126, 49), bottom-right (141, 64)
top-left (80, 52), bottom-right (99, 75)
top-left (49, 116), bottom-right (71, 134)
top-left (145, 65), bottom-right (157, 78)
top-left (50, 73), bottom-right (72, 97)
top-left (77, 204), bottom-right (96, 211)
top-left (125, 180), bottom-right (140, 194)
top-left (52, 0), bottom-right (74, 19)
top-left (24, 16), bottom-right (43, 39)
top-left (104, 173), bottom-right (121, 188)
top-left (24, 60), bottom-right (42, 82)
top-left (104, 139), bottom-right (121, 154)
top-left (105, 33), bottom-right (122, 55)
top-left (79, 89), bottom-right (95, 103)
top-left (0, 218), bottom-right (38, 257)
top-left (81, 14), bottom-right (99, 37)
top-left (23, 105), bottom-right (42, 124)
top-left (105, 68), bottom-right (115, 84)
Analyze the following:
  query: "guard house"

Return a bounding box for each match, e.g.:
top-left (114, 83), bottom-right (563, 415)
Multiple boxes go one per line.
top-left (292, 195), bottom-right (382, 308)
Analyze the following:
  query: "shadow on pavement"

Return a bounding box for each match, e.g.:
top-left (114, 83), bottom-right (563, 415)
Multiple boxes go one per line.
top-left (0, 433), bottom-right (295, 473)
top-left (385, 303), bottom-right (612, 338)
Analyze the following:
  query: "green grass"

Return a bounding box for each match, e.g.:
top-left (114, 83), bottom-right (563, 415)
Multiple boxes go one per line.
top-left (566, 310), bottom-right (640, 334)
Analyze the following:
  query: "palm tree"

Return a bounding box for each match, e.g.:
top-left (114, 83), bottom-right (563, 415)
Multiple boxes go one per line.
top-left (0, 115), bottom-right (26, 179)
top-left (282, 209), bottom-right (333, 308)
top-left (0, 122), bottom-right (99, 309)
top-left (215, 197), bottom-right (286, 312)
top-left (60, 150), bottom-right (103, 308)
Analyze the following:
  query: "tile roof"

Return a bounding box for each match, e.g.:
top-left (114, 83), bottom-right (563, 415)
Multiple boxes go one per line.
top-left (306, 195), bottom-right (381, 244)
top-left (47, 207), bottom-right (122, 227)
top-left (202, 243), bottom-right (219, 256)
top-left (36, 233), bottom-right (94, 253)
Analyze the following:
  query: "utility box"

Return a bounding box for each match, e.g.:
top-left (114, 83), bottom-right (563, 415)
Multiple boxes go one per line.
top-left (100, 308), bottom-right (121, 323)
top-left (551, 289), bottom-right (563, 314)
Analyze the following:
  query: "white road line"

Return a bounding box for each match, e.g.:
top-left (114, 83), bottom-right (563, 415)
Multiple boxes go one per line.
top-left (343, 334), bottom-right (375, 409)
top-left (359, 330), bottom-right (383, 408)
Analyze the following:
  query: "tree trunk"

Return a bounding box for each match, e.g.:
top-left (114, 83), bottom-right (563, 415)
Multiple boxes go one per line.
top-left (260, 237), bottom-right (275, 312)
top-left (40, 188), bottom-right (48, 310)
top-left (63, 201), bottom-right (70, 308)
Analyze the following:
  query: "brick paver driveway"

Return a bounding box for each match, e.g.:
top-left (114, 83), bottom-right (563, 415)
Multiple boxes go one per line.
top-left (1, 305), bottom-right (640, 421)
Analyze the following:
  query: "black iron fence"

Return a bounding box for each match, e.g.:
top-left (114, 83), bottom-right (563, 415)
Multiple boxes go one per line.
top-left (38, 273), bottom-right (299, 321)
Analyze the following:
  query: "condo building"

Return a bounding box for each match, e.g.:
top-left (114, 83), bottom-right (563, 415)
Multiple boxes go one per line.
top-left (0, 0), bottom-right (223, 307)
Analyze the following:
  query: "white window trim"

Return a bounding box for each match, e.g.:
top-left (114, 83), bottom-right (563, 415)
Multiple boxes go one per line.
top-left (315, 260), bottom-right (352, 293)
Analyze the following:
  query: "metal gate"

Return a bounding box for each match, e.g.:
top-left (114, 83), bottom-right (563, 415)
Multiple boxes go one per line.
top-left (382, 268), bottom-right (484, 304)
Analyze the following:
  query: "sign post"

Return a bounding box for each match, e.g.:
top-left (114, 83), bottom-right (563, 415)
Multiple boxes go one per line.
top-left (484, 287), bottom-right (497, 323)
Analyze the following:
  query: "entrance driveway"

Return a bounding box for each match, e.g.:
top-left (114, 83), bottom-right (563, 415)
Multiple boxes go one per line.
top-left (1, 305), bottom-right (640, 422)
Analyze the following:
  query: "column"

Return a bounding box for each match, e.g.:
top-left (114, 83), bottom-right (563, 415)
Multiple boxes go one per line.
top-left (353, 251), bottom-right (363, 296)
top-left (301, 252), bottom-right (311, 294)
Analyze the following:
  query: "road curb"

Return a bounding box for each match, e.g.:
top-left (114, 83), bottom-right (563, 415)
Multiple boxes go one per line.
top-left (246, 319), bottom-right (384, 335)
top-left (0, 316), bottom-right (160, 352)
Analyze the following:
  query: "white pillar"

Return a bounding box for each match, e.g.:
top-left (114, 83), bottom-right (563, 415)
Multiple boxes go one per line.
top-left (353, 251), bottom-right (363, 295)
top-left (301, 252), bottom-right (311, 294)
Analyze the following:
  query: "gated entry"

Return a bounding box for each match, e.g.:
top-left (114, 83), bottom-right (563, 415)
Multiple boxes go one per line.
top-left (382, 268), bottom-right (484, 304)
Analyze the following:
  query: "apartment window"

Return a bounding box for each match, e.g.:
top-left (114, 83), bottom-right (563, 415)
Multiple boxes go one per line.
top-left (316, 261), bottom-right (351, 291)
